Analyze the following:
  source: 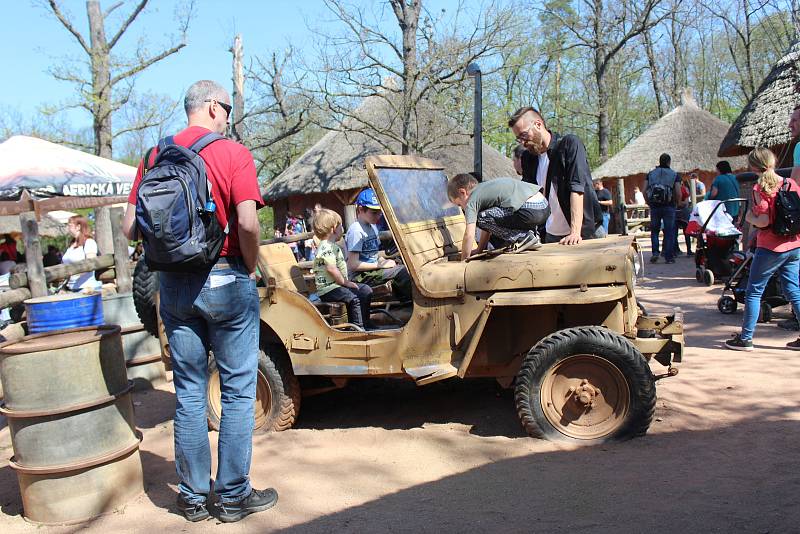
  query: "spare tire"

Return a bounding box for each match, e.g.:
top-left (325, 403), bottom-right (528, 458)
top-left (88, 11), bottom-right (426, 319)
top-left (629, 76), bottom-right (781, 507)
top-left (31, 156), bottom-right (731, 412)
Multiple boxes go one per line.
top-left (132, 258), bottom-right (159, 337)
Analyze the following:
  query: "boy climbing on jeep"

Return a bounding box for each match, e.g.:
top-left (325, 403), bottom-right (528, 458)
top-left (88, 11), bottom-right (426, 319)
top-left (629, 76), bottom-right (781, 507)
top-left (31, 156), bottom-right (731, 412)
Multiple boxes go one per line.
top-left (447, 174), bottom-right (550, 260)
top-left (313, 208), bottom-right (373, 329)
top-left (345, 188), bottom-right (412, 301)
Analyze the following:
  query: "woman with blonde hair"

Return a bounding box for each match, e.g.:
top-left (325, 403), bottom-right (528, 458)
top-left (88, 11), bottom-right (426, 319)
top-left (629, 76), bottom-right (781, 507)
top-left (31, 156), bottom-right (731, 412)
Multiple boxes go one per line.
top-left (62, 215), bottom-right (101, 292)
top-left (726, 147), bottom-right (800, 350)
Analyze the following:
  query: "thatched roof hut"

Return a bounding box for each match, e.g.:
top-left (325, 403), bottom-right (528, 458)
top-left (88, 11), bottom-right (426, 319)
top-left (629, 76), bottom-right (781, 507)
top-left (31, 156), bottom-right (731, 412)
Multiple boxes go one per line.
top-left (718, 42), bottom-right (800, 160)
top-left (0, 214), bottom-right (67, 238)
top-left (592, 92), bottom-right (747, 204)
top-left (264, 96), bottom-right (515, 222)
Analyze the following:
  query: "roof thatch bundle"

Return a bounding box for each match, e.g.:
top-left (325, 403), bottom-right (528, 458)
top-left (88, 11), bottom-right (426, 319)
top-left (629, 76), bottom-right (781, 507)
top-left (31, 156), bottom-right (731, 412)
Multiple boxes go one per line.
top-left (719, 42), bottom-right (800, 157)
top-left (0, 214), bottom-right (67, 238)
top-left (264, 96), bottom-right (516, 202)
top-left (593, 92), bottom-right (747, 181)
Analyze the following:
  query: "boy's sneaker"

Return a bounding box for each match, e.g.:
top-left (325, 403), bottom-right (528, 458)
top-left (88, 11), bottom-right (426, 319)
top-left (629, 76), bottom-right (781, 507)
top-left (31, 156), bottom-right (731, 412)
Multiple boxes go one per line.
top-left (725, 334), bottom-right (753, 351)
top-left (650, 254), bottom-right (660, 263)
top-left (177, 495), bottom-right (210, 522)
top-left (786, 338), bottom-right (800, 350)
top-left (515, 231), bottom-right (541, 253)
top-left (216, 488), bottom-right (278, 523)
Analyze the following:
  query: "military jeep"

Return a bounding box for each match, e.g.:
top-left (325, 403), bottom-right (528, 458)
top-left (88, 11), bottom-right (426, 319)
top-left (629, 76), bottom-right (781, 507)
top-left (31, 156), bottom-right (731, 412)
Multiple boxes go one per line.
top-left (155, 155), bottom-right (683, 443)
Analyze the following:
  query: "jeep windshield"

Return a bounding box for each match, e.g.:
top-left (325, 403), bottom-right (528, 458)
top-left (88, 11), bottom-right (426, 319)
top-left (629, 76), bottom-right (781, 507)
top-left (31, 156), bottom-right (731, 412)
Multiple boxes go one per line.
top-left (372, 167), bottom-right (461, 224)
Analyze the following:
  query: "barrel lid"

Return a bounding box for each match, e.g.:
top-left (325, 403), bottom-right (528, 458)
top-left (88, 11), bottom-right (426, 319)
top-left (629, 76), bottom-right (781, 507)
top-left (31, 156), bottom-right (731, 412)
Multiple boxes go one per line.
top-left (0, 324), bottom-right (121, 354)
top-left (24, 292), bottom-right (100, 305)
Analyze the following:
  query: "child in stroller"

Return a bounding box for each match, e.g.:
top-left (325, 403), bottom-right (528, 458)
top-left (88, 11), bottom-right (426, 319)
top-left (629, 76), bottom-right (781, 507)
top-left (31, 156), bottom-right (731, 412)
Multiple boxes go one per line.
top-left (685, 199), bottom-right (747, 286)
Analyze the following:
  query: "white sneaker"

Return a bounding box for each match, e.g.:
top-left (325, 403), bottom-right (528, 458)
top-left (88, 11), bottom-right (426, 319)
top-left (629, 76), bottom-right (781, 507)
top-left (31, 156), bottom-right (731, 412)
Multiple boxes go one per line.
top-left (515, 231), bottom-right (541, 253)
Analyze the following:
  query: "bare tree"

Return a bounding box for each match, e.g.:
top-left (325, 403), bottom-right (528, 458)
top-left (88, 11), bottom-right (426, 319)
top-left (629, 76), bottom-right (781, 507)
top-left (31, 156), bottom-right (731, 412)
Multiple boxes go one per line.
top-left (310, 0), bottom-right (518, 155)
top-left (245, 48), bottom-right (317, 178)
top-left (43, 0), bottom-right (192, 158)
top-left (550, 0), bottom-right (670, 162)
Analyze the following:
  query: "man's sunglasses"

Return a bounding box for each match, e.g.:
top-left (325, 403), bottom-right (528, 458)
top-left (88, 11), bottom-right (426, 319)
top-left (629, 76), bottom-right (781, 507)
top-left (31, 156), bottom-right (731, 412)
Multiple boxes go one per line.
top-left (204, 99), bottom-right (232, 117)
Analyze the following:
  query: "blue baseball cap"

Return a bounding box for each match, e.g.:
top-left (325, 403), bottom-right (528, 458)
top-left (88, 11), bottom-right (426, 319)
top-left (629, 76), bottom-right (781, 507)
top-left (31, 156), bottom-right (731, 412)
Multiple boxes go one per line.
top-left (355, 188), bottom-right (381, 210)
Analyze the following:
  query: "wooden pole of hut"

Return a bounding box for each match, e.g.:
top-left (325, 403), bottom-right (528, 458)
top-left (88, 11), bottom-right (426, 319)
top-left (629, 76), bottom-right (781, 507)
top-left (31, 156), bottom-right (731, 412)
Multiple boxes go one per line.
top-left (19, 212), bottom-right (47, 298)
top-left (110, 207), bottom-right (132, 294)
top-left (94, 206), bottom-right (113, 255)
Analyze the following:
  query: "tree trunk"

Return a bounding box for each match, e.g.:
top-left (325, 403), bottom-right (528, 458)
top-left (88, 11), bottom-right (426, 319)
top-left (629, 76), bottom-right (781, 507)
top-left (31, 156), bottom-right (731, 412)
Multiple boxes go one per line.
top-left (86, 0), bottom-right (112, 158)
top-left (391, 0), bottom-right (421, 155)
top-left (231, 34), bottom-right (245, 142)
top-left (643, 28), bottom-right (664, 117)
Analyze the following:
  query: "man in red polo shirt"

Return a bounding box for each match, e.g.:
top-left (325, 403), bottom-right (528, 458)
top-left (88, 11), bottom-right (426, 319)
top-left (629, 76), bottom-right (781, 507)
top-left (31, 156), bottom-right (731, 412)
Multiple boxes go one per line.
top-left (123, 80), bottom-right (275, 523)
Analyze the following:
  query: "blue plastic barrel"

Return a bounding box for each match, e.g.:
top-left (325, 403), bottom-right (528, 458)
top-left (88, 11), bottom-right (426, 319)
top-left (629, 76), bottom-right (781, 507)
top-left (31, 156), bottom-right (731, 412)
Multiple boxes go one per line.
top-left (25, 293), bottom-right (104, 334)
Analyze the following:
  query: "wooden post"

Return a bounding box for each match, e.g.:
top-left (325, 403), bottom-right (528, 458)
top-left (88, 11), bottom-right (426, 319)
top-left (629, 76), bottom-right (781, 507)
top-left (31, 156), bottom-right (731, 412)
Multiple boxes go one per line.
top-left (690, 177), bottom-right (698, 208)
top-left (617, 178), bottom-right (628, 236)
top-left (94, 206), bottom-right (113, 255)
top-left (230, 34), bottom-right (245, 142)
top-left (20, 212), bottom-right (47, 298)
top-left (110, 207), bottom-right (132, 293)
top-left (344, 205), bottom-right (357, 229)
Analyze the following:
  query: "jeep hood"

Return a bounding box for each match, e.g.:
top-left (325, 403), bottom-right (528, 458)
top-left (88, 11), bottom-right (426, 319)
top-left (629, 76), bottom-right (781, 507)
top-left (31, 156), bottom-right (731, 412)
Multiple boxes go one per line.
top-left (463, 236), bottom-right (635, 293)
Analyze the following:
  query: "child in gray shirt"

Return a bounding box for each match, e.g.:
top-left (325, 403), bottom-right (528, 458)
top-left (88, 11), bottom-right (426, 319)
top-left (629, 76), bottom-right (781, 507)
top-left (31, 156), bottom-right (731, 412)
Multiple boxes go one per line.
top-left (447, 174), bottom-right (549, 260)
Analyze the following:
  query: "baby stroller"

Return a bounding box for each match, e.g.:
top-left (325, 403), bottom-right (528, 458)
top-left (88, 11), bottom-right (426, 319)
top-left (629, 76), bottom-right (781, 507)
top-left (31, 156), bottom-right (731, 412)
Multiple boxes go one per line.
top-left (685, 199), bottom-right (747, 286)
top-left (717, 250), bottom-right (789, 323)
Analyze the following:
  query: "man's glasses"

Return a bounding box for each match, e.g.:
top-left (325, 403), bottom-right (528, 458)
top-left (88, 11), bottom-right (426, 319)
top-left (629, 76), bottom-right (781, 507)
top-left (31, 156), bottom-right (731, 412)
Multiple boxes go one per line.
top-left (515, 124), bottom-right (534, 142)
top-left (204, 99), bottom-right (232, 118)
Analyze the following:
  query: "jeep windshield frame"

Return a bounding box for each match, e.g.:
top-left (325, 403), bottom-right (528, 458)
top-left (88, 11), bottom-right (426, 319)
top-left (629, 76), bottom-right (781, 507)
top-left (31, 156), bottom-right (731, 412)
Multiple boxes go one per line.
top-left (367, 155), bottom-right (467, 299)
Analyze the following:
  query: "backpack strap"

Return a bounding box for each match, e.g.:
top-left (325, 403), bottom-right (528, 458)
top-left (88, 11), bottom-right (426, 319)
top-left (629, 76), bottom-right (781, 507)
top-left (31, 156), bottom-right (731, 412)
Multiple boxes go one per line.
top-left (157, 135), bottom-right (174, 152)
top-left (188, 132), bottom-right (225, 154)
top-left (142, 146), bottom-right (157, 175)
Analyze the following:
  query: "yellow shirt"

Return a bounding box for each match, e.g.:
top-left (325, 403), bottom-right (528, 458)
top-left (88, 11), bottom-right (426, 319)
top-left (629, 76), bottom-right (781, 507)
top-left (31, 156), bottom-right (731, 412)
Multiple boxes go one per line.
top-left (313, 240), bottom-right (348, 295)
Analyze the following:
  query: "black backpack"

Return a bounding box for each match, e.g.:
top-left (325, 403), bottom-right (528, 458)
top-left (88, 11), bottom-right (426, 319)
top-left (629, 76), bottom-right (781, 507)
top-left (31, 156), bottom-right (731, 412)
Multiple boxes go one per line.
top-left (135, 133), bottom-right (228, 272)
top-left (772, 178), bottom-right (800, 236)
top-left (645, 168), bottom-right (676, 207)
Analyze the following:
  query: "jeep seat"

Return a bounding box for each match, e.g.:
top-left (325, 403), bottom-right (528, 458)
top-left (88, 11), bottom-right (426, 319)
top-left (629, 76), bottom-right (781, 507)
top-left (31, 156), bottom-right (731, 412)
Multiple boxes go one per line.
top-left (258, 242), bottom-right (309, 294)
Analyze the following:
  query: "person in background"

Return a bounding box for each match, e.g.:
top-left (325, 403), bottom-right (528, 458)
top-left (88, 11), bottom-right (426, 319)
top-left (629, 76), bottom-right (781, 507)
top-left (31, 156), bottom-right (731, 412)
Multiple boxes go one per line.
top-left (725, 147), bottom-right (800, 351)
top-left (692, 173), bottom-right (706, 197)
top-left (706, 161), bottom-right (741, 218)
top-left (632, 186), bottom-right (646, 205)
top-left (645, 153), bottom-right (682, 264)
top-left (0, 234), bottom-right (17, 261)
top-left (0, 252), bottom-right (16, 275)
top-left (43, 245), bottom-right (63, 267)
top-left (674, 178), bottom-right (693, 256)
top-left (593, 180), bottom-right (613, 233)
top-left (62, 215), bottom-right (101, 292)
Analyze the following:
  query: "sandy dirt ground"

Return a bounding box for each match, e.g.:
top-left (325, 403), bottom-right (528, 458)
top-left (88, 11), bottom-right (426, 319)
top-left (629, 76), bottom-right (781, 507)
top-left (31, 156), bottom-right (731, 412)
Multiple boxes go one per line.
top-left (1, 242), bottom-right (799, 533)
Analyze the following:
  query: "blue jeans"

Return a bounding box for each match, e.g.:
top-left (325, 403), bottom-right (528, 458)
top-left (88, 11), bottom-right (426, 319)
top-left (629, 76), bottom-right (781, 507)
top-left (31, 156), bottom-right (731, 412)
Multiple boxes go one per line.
top-left (159, 257), bottom-right (260, 504)
top-left (650, 205), bottom-right (676, 260)
top-left (601, 212), bottom-right (610, 233)
top-left (741, 247), bottom-right (800, 341)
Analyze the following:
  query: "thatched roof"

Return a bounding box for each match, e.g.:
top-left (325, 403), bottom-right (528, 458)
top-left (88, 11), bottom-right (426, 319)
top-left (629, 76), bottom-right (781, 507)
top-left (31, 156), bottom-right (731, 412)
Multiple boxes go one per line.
top-left (264, 96), bottom-right (515, 202)
top-left (0, 214), bottom-right (68, 238)
top-left (593, 92), bottom-right (748, 181)
top-left (718, 42), bottom-right (800, 157)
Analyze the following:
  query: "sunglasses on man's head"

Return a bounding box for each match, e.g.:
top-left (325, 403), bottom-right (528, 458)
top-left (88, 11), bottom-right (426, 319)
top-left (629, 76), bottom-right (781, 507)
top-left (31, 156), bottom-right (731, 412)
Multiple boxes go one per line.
top-left (204, 99), bottom-right (232, 117)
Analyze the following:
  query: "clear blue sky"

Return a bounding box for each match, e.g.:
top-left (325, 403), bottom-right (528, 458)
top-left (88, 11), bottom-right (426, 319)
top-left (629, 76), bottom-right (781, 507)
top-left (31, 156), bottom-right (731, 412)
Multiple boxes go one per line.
top-left (1, 0), bottom-right (464, 128)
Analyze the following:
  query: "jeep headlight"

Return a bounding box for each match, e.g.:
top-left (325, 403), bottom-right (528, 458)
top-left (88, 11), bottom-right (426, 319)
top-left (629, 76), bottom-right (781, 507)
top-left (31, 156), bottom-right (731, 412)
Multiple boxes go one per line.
top-left (631, 248), bottom-right (644, 287)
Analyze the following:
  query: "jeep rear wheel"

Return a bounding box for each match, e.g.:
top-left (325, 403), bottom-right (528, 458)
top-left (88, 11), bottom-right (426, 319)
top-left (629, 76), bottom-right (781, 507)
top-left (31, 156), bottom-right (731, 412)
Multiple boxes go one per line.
top-left (207, 343), bottom-right (300, 432)
top-left (515, 326), bottom-right (655, 443)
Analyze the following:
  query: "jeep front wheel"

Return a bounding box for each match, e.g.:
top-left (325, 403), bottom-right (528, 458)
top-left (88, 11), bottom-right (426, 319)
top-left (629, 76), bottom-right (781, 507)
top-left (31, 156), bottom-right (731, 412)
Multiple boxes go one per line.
top-left (207, 343), bottom-right (301, 432)
top-left (514, 326), bottom-right (655, 443)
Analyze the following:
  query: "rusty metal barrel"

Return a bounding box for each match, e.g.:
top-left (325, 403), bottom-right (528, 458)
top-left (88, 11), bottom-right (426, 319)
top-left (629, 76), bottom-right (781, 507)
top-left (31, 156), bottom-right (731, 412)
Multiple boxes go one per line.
top-left (103, 292), bottom-right (165, 390)
top-left (0, 325), bottom-right (144, 525)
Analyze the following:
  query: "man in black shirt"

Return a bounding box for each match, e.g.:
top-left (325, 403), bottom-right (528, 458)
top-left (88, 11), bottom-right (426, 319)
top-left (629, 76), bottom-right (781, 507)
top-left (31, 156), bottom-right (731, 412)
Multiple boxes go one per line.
top-left (594, 180), bottom-right (613, 233)
top-left (509, 107), bottom-right (604, 245)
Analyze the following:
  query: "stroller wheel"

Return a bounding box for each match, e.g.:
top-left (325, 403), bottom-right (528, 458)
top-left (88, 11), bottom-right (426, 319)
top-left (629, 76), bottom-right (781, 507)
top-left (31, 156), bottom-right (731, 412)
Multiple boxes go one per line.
top-left (703, 269), bottom-right (715, 286)
top-left (717, 296), bottom-right (737, 314)
top-left (758, 302), bottom-right (772, 323)
top-left (695, 268), bottom-right (704, 283)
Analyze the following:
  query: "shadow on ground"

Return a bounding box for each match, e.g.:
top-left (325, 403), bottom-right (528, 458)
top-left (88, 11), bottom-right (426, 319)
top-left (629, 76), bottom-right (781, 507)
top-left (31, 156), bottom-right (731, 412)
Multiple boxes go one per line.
top-left (278, 413), bottom-right (800, 533)
top-left (298, 378), bottom-right (524, 438)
